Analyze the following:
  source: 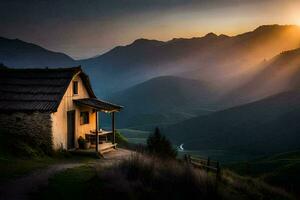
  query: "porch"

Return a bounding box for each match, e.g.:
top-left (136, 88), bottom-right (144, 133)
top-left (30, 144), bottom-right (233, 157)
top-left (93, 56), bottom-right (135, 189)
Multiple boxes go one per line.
top-left (73, 98), bottom-right (123, 155)
top-left (85, 130), bottom-right (117, 154)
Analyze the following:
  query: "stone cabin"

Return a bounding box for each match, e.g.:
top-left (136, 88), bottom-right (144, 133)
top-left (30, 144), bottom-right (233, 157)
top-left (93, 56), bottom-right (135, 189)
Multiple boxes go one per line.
top-left (0, 66), bottom-right (122, 154)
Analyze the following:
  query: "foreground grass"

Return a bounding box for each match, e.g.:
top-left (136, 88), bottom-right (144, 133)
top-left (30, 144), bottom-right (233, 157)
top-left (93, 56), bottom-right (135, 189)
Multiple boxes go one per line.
top-left (220, 170), bottom-right (294, 200)
top-left (0, 129), bottom-right (94, 183)
top-left (0, 156), bottom-right (54, 182)
top-left (227, 151), bottom-right (300, 195)
top-left (0, 153), bottom-right (94, 183)
top-left (32, 165), bottom-right (96, 200)
top-left (34, 153), bottom-right (295, 200)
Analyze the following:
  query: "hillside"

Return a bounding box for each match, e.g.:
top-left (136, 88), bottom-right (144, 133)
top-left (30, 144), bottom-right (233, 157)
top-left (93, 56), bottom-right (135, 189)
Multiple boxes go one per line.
top-left (228, 151), bottom-right (300, 196)
top-left (163, 90), bottom-right (300, 156)
top-left (81, 25), bottom-right (300, 96)
top-left (108, 76), bottom-right (218, 129)
top-left (0, 37), bottom-right (76, 67)
top-left (33, 153), bottom-right (295, 200)
top-left (224, 48), bottom-right (300, 107)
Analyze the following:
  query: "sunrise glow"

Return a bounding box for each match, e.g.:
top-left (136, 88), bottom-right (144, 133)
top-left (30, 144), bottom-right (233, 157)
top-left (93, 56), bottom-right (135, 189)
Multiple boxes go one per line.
top-left (1, 0), bottom-right (300, 59)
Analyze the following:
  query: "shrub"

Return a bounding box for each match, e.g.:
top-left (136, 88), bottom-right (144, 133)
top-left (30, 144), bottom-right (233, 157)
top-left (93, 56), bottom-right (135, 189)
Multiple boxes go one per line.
top-left (0, 128), bottom-right (44, 157)
top-left (115, 131), bottom-right (129, 147)
top-left (146, 127), bottom-right (177, 159)
top-left (78, 136), bottom-right (85, 149)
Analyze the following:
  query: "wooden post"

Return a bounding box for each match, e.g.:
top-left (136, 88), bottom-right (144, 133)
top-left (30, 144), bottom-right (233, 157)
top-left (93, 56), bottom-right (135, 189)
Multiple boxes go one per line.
top-left (207, 157), bottom-right (210, 173)
top-left (188, 155), bottom-right (191, 163)
top-left (112, 112), bottom-right (115, 144)
top-left (95, 111), bottom-right (99, 152)
top-left (184, 154), bottom-right (188, 163)
top-left (216, 162), bottom-right (221, 180)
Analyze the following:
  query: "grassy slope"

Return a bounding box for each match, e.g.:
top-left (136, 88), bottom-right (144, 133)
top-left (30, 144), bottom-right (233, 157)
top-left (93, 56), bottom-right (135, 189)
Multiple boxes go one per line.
top-left (33, 154), bottom-right (295, 200)
top-left (0, 153), bottom-right (94, 183)
top-left (0, 129), bottom-right (128, 183)
top-left (0, 157), bottom-right (54, 182)
top-left (0, 128), bottom-right (93, 183)
top-left (32, 165), bottom-right (95, 200)
top-left (227, 151), bottom-right (300, 195)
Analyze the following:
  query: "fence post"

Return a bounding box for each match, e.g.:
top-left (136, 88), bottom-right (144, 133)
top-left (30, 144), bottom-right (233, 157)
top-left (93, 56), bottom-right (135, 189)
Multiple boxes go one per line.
top-left (207, 157), bottom-right (210, 173)
top-left (184, 154), bottom-right (191, 164)
top-left (216, 162), bottom-right (221, 180)
top-left (184, 154), bottom-right (188, 163)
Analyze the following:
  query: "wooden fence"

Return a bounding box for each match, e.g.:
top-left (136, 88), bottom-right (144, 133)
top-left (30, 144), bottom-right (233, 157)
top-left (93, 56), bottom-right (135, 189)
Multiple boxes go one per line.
top-left (184, 154), bottom-right (221, 180)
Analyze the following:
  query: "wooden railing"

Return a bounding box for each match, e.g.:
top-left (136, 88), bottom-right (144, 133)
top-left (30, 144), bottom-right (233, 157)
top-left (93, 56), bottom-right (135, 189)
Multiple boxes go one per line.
top-left (184, 154), bottom-right (221, 180)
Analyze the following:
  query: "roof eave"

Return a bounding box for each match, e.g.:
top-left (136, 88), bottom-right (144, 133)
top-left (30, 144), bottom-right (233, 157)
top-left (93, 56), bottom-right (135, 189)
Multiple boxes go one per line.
top-left (73, 98), bottom-right (123, 112)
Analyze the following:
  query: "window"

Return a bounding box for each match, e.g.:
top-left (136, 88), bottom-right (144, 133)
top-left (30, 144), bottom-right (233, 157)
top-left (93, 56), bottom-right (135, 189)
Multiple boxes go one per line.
top-left (73, 81), bottom-right (78, 95)
top-left (80, 111), bottom-right (89, 125)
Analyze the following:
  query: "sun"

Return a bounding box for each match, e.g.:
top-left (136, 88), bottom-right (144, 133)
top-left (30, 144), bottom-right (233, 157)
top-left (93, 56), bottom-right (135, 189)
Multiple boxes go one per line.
top-left (292, 12), bottom-right (300, 26)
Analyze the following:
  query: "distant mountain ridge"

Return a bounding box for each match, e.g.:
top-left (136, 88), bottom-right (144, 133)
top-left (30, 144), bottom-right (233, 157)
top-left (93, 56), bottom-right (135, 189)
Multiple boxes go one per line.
top-left (81, 24), bottom-right (300, 96)
top-left (164, 90), bottom-right (300, 156)
top-left (1, 25), bottom-right (300, 100)
top-left (108, 76), bottom-right (218, 129)
top-left (0, 37), bottom-right (76, 67)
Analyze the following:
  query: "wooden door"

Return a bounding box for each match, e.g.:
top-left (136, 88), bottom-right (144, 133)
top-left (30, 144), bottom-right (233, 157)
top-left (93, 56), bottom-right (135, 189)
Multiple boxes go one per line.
top-left (67, 110), bottom-right (75, 149)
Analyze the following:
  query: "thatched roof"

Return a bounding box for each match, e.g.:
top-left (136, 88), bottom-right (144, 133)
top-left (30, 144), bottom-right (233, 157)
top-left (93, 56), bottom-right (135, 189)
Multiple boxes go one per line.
top-left (0, 66), bottom-right (96, 112)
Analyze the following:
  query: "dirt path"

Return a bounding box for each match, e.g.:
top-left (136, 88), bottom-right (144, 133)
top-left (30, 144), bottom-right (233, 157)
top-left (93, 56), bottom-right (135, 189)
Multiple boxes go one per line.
top-left (0, 148), bottom-right (133, 200)
top-left (102, 148), bottom-right (133, 162)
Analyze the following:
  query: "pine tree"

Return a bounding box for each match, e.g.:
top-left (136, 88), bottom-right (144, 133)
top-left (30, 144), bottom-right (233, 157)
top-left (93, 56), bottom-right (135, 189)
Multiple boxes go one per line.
top-left (146, 127), bottom-right (177, 159)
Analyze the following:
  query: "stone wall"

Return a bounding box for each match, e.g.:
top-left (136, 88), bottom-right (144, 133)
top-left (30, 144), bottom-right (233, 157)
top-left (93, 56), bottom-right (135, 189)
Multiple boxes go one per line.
top-left (0, 112), bottom-right (53, 154)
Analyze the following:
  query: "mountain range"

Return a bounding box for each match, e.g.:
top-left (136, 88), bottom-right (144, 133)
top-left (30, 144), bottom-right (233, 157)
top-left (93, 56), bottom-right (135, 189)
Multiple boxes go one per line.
top-left (0, 37), bottom-right (75, 67)
top-left (2, 25), bottom-right (300, 98)
top-left (109, 46), bottom-right (300, 129)
top-left (81, 25), bottom-right (300, 96)
top-left (2, 24), bottom-right (300, 157)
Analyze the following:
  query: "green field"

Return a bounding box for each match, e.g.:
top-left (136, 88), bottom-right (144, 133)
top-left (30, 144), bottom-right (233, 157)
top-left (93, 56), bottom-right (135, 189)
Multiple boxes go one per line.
top-left (118, 128), bottom-right (150, 144)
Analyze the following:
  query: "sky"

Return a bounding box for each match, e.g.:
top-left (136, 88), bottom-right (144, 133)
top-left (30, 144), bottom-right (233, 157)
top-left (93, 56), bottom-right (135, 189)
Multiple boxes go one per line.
top-left (1, 0), bottom-right (300, 59)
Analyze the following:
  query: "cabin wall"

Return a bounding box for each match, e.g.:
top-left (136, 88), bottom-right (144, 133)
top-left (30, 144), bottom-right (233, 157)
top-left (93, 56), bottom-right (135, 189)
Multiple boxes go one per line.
top-left (51, 74), bottom-right (96, 150)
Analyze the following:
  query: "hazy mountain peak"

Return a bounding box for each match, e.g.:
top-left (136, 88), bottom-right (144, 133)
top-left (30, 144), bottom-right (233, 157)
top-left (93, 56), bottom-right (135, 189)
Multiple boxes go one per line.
top-left (0, 36), bottom-right (75, 67)
top-left (0, 37), bottom-right (38, 48)
top-left (204, 32), bottom-right (218, 38)
top-left (219, 34), bottom-right (230, 38)
top-left (130, 38), bottom-right (164, 47)
top-left (279, 48), bottom-right (300, 56)
top-left (254, 24), bottom-right (299, 32)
